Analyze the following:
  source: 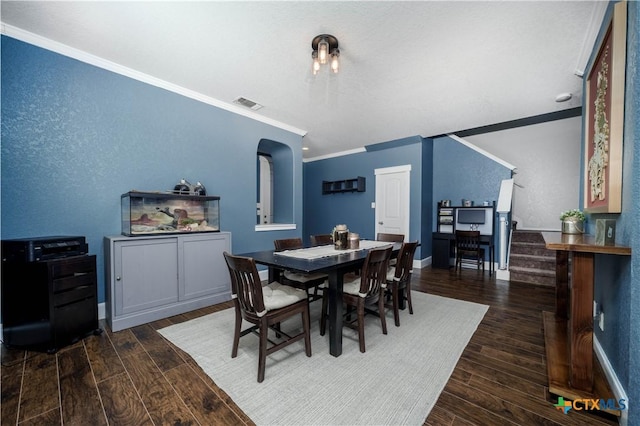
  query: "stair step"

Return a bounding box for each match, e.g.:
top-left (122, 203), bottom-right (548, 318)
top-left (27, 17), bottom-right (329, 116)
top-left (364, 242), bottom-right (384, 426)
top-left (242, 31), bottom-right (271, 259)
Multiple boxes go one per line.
top-left (511, 231), bottom-right (546, 244)
top-left (509, 266), bottom-right (556, 287)
top-left (508, 230), bottom-right (556, 287)
top-left (510, 243), bottom-right (555, 257)
top-left (509, 253), bottom-right (556, 270)
top-left (509, 265), bottom-right (555, 276)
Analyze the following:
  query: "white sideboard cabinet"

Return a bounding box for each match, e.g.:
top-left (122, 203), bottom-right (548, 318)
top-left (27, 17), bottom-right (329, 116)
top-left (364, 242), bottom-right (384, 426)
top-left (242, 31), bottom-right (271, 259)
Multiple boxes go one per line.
top-left (104, 232), bottom-right (231, 332)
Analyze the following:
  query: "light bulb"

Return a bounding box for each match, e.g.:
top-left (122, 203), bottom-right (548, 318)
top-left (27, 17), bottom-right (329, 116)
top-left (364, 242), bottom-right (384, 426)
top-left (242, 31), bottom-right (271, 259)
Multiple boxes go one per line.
top-left (318, 38), bottom-right (329, 64)
top-left (330, 49), bottom-right (340, 73)
top-left (312, 51), bottom-right (320, 75)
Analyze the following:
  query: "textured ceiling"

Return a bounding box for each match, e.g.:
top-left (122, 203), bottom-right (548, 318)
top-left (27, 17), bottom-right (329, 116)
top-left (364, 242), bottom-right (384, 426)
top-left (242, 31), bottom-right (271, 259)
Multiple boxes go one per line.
top-left (0, 1), bottom-right (606, 159)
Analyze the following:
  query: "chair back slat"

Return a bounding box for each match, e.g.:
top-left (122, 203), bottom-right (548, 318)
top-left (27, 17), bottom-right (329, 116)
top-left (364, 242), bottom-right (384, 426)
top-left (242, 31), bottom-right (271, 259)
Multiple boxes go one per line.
top-left (376, 233), bottom-right (404, 242)
top-left (274, 238), bottom-right (304, 251)
top-left (359, 246), bottom-right (392, 295)
top-left (223, 252), bottom-right (266, 316)
top-left (455, 230), bottom-right (481, 252)
top-left (310, 234), bottom-right (333, 246)
top-left (393, 241), bottom-right (419, 281)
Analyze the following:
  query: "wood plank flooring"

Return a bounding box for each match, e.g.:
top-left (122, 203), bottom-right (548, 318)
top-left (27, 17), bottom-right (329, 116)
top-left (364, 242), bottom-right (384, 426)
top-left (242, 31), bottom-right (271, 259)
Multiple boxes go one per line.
top-left (1, 267), bottom-right (618, 425)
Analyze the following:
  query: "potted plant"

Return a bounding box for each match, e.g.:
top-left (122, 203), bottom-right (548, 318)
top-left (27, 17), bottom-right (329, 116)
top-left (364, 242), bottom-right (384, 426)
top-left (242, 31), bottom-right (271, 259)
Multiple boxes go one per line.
top-left (560, 209), bottom-right (586, 234)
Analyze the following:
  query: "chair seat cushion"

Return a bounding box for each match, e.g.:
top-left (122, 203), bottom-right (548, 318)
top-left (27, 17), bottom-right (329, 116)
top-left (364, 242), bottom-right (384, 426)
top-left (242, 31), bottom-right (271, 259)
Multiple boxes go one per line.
top-left (386, 267), bottom-right (397, 281)
top-left (262, 282), bottom-right (308, 311)
top-left (343, 278), bottom-right (362, 296)
top-left (284, 271), bottom-right (328, 283)
top-left (343, 277), bottom-right (386, 297)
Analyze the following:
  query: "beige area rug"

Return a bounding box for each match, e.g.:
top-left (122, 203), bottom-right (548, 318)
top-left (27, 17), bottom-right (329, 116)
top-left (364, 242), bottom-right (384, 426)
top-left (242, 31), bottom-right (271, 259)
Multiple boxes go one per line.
top-left (158, 292), bottom-right (488, 425)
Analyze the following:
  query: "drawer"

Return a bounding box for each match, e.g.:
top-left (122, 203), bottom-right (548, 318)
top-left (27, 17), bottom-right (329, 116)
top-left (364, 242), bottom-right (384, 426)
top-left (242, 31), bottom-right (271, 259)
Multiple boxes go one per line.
top-left (53, 285), bottom-right (95, 307)
top-left (53, 273), bottom-right (95, 293)
top-left (50, 256), bottom-right (95, 278)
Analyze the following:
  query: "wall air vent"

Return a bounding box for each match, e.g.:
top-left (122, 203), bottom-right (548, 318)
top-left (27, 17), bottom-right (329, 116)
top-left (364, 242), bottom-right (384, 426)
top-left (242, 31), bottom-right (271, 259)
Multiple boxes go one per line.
top-left (233, 97), bottom-right (263, 111)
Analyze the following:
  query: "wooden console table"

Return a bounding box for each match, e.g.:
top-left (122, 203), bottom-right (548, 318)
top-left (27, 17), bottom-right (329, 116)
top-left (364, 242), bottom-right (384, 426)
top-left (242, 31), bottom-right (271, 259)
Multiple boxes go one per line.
top-left (541, 232), bottom-right (630, 410)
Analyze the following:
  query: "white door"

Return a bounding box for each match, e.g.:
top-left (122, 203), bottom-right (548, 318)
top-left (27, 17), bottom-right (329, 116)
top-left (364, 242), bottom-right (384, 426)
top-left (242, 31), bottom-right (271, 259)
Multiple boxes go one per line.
top-left (375, 165), bottom-right (411, 238)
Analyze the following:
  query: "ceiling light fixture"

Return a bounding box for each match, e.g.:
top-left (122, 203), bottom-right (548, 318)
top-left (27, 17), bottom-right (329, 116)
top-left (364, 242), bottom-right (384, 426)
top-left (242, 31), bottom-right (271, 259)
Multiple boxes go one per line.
top-left (312, 34), bottom-right (339, 75)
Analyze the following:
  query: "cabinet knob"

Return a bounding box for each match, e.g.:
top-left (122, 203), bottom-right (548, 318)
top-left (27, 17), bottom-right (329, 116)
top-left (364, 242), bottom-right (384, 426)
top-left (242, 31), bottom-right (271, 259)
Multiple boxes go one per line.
top-left (116, 276), bottom-right (121, 281)
top-left (378, 221), bottom-right (383, 225)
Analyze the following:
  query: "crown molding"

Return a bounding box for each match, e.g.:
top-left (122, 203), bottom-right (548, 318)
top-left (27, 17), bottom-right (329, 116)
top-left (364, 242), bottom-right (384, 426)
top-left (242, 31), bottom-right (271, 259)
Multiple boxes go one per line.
top-left (303, 147), bottom-right (366, 163)
top-left (574, 0), bottom-right (609, 77)
top-left (447, 134), bottom-right (516, 171)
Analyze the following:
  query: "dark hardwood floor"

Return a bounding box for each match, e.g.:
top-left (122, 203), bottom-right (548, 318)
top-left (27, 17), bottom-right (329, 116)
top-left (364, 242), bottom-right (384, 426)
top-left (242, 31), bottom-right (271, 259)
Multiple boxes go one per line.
top-left (2, 267), bottom-right (618, 425)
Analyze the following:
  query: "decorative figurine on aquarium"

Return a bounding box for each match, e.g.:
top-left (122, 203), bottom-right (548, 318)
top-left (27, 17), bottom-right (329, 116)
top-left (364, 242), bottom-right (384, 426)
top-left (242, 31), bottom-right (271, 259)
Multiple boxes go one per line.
top-left (193, 182), bottom-right (207, 196)
top-left (173, 179), bottom-right (192, 195)
top-left (172, 179), bottom-right (207, 196)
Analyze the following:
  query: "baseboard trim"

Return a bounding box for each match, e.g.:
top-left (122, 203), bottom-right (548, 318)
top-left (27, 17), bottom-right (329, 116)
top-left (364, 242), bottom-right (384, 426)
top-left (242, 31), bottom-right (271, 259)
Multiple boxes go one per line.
top-left (495, 269), bottom-right (510, 281)
top-left (594, 335), bottom-right (629, 425)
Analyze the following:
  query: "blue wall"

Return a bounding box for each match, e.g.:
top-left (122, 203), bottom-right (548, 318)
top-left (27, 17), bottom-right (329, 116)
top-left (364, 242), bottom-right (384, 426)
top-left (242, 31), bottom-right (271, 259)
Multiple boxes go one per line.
top-left (583, 1), bottom-right (639, 423)
top-left (1, 36), bottom-right (304, 304)
top-left (433, 135), bottom-right (513, 259)
top-left (303, 136), bottom-right (426, 255)
top-left (303, 134), bottom-right (511, 264)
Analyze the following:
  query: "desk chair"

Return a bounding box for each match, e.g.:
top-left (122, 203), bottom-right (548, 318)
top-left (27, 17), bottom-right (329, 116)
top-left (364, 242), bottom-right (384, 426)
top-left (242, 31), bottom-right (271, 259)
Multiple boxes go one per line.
top-left (454, 230), bottom-right (484, 273)
top-left (273, 238), bottom-right (328, 303)
top-left (385, 241), bottom-right (418, 326)
top-left (320, 246), bottom-right (392, 353)
top-left (223, 252), bottom-right (311, 382)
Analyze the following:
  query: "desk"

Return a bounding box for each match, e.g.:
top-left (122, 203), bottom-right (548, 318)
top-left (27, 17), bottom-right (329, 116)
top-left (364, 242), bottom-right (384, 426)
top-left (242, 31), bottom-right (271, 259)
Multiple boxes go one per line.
top-left (237, 241), bottom-right (401, 357)
top-left (432, 232), bottom-right (494, 275)
top-left (542, 232), bottom-right (630, 410)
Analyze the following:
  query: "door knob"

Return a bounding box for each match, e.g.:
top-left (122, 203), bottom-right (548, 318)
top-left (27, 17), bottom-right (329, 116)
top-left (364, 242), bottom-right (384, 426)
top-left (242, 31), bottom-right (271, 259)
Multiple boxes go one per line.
top-left (378, 221), bottom-right (383, 225)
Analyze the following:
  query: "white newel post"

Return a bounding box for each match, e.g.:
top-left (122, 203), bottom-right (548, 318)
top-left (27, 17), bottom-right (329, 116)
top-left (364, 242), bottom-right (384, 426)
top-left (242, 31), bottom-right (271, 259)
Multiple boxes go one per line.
top-left (499, 215), bottom-right (508, 270)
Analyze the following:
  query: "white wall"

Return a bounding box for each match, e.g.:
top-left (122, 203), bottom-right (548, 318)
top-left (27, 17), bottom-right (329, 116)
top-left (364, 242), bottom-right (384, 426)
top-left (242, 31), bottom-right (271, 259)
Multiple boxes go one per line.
top-left (465, 116), bottom-right (582, 230)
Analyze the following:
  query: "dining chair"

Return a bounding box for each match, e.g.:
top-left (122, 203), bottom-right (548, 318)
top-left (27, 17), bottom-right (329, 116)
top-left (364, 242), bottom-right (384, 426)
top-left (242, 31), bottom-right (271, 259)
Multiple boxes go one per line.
top-left (320, 246), bottom-right (392, 353)
top-left (223, 252), bottom-right (311, 382)
top-left (385, 241), bottom-right (418, 326)
top-left (310, 234), bottom-right (333, 246)
top-left (273, 238), bottom-right (328, 303)
top-left (376, 232), bottom-right (404, 267)
top-left (454, 230), bottom-right (484, 273)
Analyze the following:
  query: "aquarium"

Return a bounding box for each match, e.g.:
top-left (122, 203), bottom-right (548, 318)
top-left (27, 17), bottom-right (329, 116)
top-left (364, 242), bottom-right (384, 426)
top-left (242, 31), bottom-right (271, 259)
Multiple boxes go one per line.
top-left (121, 191), bottom-right (220, 236)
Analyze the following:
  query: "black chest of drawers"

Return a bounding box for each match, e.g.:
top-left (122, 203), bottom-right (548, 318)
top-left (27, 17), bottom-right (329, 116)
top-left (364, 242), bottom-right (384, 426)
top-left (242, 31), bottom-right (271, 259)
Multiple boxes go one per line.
top-left (1, 254), bottom-right (101, 352)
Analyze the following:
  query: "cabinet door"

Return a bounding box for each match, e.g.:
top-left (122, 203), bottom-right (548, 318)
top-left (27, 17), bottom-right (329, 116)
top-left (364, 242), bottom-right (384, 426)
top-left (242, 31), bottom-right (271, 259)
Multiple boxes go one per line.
top-left (115, 239), bottom-right (179, 315)
top-left (180, 233), bottom-right (231, 300)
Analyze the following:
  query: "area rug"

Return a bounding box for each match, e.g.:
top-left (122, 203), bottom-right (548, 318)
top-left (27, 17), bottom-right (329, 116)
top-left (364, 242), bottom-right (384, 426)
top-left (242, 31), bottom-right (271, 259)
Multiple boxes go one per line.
top-left (158, 292), bottom-right (488, 425)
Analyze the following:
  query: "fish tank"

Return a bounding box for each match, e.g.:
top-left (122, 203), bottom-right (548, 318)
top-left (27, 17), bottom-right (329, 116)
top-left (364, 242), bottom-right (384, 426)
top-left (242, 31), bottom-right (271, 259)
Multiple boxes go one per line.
top-left (121, 191), bottom-right (220, 236)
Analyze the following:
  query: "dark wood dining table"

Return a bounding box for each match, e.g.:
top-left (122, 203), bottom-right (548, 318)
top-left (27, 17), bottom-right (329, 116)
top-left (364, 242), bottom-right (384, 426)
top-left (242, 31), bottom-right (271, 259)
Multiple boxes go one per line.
top-left (237, 241), bottom-right (401, 357)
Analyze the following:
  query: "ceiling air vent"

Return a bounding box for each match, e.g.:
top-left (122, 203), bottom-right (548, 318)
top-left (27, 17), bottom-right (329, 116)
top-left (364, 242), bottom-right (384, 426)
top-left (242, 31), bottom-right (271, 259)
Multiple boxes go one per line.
top-left (233, 97), bottom-right (263, 111)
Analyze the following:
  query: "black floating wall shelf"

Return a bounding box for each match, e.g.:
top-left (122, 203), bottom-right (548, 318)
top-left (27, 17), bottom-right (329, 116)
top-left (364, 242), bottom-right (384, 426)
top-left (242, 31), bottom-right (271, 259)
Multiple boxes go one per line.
top-left (322, 176), bottom-right (366, 194)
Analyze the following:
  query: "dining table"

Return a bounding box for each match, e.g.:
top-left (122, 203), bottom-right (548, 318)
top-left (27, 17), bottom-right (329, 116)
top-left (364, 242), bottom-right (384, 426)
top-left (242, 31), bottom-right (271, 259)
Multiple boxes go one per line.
top-left (237, 240), bottom-right (401, 357)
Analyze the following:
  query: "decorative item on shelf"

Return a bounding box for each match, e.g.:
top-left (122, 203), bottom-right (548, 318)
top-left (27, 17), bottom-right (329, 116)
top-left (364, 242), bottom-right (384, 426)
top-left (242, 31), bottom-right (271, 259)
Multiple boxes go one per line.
top-left (560, 209), bottom-right (586, 234)
top-left (173, 179), bottom-right (207, 196)
top-left (193, 181), bottom-right (207, 196)
top-left (462, 199), bottom-right (474, 207)
top-left (173, 178), bottom-right (192, 195)
top-left (440, 200), bottom-right (451, 207)
top-left (332, 224), bottom-right (349, 250)
top-left (595, 219), bottom-right (616, 246)
top-left (348, 232), bottom-right (360, 249)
